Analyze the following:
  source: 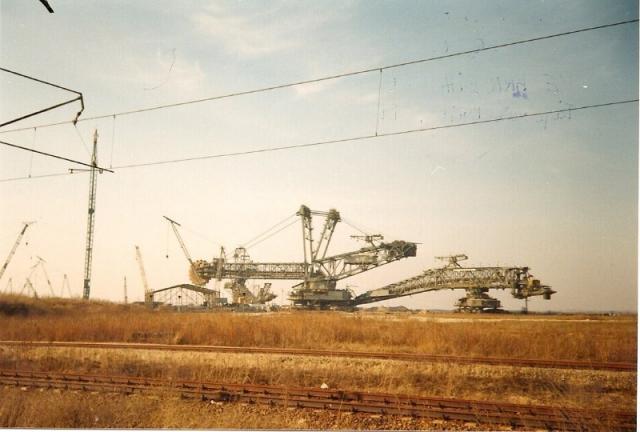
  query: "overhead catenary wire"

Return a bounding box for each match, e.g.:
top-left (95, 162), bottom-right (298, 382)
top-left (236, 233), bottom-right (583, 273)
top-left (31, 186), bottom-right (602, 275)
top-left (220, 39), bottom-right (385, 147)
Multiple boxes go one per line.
top-left (73, 125), bottom-right (91, 157)
top-left (110, 115), bottom-right (116, 168)
top-left (0, 139), bottom-right (115, 173)
top-left (27, 128), bottom-right (36, 178)
top-left (0, 68), bottom-right (84, 128)
top-left (0, 98), bottom-right (636, 183)
top-left (0, 67), bottom-right (81, 97)
top-left (0, 18), bottom-right (636, 135)
top-left (375, 69), bottom-right (383, 136)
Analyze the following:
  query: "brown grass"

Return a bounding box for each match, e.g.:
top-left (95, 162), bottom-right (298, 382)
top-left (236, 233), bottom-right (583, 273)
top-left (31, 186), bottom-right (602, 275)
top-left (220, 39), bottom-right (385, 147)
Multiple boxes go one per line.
top-left (0, 294), bottom-right (635, 363)
top-left (0, 386), bottom-right (489, 430)
top-left (1, 346), bottom-right (635, 411)
top-left (0, 294), bottom-right (636, 429)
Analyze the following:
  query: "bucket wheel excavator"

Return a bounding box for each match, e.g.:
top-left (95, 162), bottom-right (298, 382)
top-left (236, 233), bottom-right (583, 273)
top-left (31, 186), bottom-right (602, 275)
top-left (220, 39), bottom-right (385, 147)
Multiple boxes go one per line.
top-left (190, 205), bottom-right (417, 309)
top-left (177, 205), bottom-right (553, 312)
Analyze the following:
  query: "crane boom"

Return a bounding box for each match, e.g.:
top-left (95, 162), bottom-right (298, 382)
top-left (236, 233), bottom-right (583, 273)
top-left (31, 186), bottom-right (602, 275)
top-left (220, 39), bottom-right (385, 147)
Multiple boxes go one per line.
top-left (135, 245), bottom-right (151, 302)
top-left (164, 216), bottom-right (193, 264)
top-left (0, 222), bottom-right (35, 282)
top-left (164, 216), bottom-right (206, 285)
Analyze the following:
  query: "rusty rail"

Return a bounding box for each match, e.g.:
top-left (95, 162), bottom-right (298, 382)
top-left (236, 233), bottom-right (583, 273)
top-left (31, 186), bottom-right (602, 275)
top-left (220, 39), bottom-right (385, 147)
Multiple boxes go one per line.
top-left (0, 369), bottom-right (634, 431)
top-left (0, 340), bottom-right (635, 372)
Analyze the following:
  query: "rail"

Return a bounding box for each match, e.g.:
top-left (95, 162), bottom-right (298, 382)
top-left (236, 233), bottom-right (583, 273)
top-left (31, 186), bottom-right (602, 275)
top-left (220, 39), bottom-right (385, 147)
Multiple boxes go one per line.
top-left (0, 340), bottom-right (635, 372)
top-left (0, 369), bottom-right (634, 431)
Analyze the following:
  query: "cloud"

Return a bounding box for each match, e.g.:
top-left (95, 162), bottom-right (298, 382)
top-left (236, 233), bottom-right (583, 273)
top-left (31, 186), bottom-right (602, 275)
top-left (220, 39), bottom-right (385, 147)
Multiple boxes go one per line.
top-left (191, 3), bottom-right (348, 58)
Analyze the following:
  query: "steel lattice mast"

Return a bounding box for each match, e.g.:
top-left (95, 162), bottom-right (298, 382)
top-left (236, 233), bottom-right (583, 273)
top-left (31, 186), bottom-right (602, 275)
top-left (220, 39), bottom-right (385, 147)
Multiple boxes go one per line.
top-left (82, 130), bottom-right (99, 299)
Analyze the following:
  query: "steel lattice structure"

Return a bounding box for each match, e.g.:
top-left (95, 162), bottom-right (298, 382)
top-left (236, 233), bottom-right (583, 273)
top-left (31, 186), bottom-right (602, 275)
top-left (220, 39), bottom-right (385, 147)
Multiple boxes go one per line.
top-left (353, 254), bottom-right (555, 311)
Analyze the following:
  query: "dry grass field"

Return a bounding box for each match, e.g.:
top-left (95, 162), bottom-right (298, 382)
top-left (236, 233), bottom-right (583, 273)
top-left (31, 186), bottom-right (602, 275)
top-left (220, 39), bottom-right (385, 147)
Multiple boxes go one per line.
top-left (0, 294), bottom-right (635, 362)
top-left (0, 294), bottom-right (636, 429)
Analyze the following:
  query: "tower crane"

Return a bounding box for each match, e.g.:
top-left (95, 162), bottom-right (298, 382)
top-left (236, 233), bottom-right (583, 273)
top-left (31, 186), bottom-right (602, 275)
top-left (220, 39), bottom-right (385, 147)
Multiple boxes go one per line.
top-left (135, 245), bottom-right (152, 304)
top-left (81, 130), bottom-right (100, 300)
top-left (0, 221), bottom-right (35, 282)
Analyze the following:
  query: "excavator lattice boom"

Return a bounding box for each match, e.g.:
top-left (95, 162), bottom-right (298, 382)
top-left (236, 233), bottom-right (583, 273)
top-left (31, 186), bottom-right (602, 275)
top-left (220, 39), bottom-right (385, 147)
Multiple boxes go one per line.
top-left (353, 254), bottom-right (555, 312)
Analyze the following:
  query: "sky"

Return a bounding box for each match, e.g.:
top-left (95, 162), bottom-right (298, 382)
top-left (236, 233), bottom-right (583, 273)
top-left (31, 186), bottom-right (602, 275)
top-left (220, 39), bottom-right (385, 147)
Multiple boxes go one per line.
top-left (0, 0), bottom-right (637, 312)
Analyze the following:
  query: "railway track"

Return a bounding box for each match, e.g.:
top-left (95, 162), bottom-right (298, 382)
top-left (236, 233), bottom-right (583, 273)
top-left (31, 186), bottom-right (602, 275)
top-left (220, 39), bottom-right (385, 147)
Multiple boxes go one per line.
top-left (0, 340), bottom-right (635, 372)
top-left (0, 368), bottom-right (634, 431)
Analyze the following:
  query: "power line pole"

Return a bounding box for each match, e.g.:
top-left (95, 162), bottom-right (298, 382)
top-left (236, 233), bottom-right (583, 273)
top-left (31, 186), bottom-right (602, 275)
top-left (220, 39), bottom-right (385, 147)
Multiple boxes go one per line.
top-left (82, 130), bottom-right (99, 300)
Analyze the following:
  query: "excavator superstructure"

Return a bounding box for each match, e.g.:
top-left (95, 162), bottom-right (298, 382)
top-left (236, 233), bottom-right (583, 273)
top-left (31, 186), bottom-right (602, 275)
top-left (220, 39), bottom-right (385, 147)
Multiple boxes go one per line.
top-left (191, 205), bottom-right (417, 309)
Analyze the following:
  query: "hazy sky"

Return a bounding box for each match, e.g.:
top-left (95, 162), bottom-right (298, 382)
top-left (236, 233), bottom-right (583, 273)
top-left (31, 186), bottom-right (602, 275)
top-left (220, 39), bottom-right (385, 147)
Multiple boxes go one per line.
top-left (0, 0), bottom-right (637, 311)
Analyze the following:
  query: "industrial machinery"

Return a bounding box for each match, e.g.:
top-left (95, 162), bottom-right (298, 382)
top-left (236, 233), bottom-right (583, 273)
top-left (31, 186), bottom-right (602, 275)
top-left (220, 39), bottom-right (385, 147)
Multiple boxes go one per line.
top-left (352, 254), bottom-right (555, 312)
top-left (164, 216), bottom-right (271, 306)
top-left (164, 216), bottom-right (208, 286)
top-left (0, 221), bottom-right (35, 282)
top-left (219, 247), bottom-right (277, 305)
top-left (177, 205), bottom-right (552, 312)
top-left (191, 204), bottom-right (417, 309)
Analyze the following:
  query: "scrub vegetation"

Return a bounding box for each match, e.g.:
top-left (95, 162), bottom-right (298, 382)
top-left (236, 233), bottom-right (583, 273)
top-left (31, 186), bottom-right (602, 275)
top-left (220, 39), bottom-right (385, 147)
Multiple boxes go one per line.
top-left (0, 294), bottom-right (636, 429)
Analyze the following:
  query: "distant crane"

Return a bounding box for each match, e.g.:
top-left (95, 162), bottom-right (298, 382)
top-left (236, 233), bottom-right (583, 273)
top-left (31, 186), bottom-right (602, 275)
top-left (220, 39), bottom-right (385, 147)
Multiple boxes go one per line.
top-left (35, 256), bottom-right (55, 296)
top-left (60, 274), bottom-right (72, 297)
top-left (4, 277), bottom-right (13, 293)
top-left (0, 221), bottom-right (35, 282)
top-left (123, 276), bottom-right (128, 304)
top-left (21, 278), bottom-right (37, 298)
top-left (135, 245), bottom-right (151, 304)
